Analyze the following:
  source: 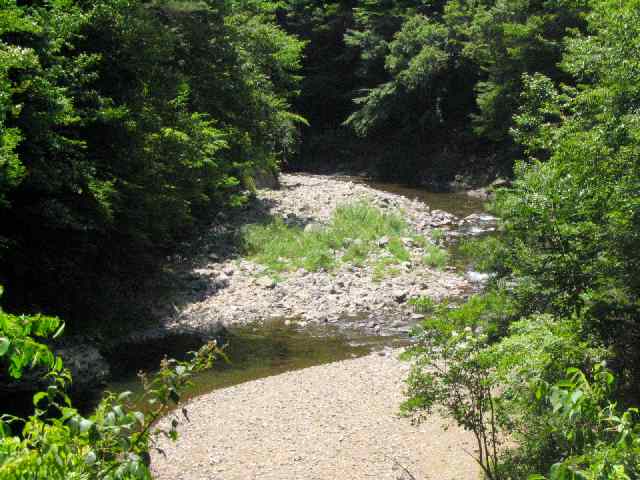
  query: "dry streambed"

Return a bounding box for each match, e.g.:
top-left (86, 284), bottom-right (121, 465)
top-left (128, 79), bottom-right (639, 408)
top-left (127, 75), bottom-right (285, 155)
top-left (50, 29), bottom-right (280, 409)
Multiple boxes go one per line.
top-left (148, 174), bottom-right (493, 479)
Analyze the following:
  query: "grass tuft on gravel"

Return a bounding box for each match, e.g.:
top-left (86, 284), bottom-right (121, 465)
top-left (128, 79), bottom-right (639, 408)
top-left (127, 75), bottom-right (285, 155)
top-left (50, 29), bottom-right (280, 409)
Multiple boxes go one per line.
top-left (242, 201), bottom-right (412, 273)
top-left (422, 244), bottom-right (449, 269)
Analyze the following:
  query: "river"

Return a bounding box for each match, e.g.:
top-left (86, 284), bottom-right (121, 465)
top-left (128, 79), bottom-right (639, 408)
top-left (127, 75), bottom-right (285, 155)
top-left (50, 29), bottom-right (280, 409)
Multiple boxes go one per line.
top-left (99, 177), bottom-right (493, 412)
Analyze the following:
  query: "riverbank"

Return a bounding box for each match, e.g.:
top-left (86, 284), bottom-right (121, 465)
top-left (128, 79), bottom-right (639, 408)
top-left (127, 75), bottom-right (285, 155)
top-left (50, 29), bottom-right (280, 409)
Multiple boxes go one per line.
top-left (151, 349), bottom-right (479, 480)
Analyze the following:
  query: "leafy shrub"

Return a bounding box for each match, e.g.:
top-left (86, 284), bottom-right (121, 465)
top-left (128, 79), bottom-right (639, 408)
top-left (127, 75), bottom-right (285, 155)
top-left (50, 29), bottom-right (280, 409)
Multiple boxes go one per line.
top-left (402, 302), bottom-right (502, 479)
top-left (403, 293), bottom-right (606, 478)
top-left (531, 366), bottom-right (640, 480)
top-left (458, 236), bottom-right (509, 276)
top-left (0, 287), bottom-right (222, 479)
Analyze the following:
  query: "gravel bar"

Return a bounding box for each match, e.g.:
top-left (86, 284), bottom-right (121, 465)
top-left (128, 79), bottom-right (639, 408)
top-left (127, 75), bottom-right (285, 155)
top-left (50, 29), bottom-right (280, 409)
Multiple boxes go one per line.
top-left (151, 350), bottom-right (479, 480)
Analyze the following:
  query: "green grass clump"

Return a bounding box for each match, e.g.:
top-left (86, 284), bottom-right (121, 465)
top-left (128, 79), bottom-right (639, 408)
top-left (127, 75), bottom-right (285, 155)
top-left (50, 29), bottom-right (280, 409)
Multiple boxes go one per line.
top-left (242, 201), bottom-right (412, 273)
top-left (409, 296), bottom-right (436, 313)
top-left (422, 243), bottom-right (449, 269)
top-left (372, 257), bottom-right (402, 282)
top-left (242, 218), bottom-right (335, 272)
top-left (326, 201), bottom-right (407, 245)
top-left (387, 237), bottom-right (411, 262)
top-left (342, 240), bottom-right (370, 266)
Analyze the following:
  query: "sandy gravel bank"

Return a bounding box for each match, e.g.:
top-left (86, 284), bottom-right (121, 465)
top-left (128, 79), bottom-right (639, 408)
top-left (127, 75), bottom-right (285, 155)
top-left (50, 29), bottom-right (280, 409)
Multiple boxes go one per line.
top-left (151, 350), bottom-right (479, 480)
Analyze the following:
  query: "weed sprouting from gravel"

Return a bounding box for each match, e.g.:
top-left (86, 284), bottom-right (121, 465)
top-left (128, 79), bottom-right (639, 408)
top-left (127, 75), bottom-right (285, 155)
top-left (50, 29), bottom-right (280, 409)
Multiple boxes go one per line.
top-left (422, 244), bottom-right (449, 269)
top-left (242, 201), bottom-right (417, 273)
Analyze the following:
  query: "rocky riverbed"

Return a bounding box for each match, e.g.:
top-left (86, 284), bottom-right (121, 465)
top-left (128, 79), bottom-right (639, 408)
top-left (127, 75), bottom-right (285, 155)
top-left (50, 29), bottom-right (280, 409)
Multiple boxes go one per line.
top-left (160, 174), bottom-right (492, 337)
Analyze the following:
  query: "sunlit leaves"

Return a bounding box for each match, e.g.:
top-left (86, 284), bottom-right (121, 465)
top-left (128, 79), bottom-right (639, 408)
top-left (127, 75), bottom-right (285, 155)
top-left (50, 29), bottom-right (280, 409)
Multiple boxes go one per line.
top-left (0, 302), bottom-right (223, 479)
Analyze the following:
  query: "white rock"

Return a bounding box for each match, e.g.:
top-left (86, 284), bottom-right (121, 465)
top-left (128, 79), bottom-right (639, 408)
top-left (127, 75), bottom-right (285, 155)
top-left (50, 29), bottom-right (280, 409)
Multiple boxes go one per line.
top-left (257, 277), bottom-right (277, 289)
top-left (377, 236), bottom-right (390, 247)
top-left (393, 290), bottom-right (408, 303)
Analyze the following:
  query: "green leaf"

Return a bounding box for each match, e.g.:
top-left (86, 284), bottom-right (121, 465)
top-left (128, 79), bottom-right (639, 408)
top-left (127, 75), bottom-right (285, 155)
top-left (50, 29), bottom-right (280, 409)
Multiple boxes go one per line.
top-left (118, 391), bottom-right (133, 402)
top-left (33, 391), bottom-right (48, 406)
top-left (0, 338), bottom-right (10, 356)
top-left (52, 322), bottom-right (65, 339)
top-left (79, 418), bottom-right (94, 433)
top-left (133, 411), bottom-right (145, 426)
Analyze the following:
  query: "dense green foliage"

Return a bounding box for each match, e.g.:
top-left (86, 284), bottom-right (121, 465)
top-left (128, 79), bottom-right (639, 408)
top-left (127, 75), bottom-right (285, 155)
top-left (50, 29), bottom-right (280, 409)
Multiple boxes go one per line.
top-left (0, 0), bottom-right (303, 330)
top-left (404, 0), bottom-right (640, 477)
top-left (2, 0), bottom-right (640, 477)
top-left (278, 0), bottom-right (588, 181)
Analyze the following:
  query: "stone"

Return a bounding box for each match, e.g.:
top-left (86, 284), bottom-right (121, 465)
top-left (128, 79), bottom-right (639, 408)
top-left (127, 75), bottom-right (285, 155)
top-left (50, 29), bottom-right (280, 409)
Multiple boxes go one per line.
top-left (191, 279), bottom-right (209, 292)
top-left (377, 236), bottom-right (390, 247)
top-left (466, 271), bottom-right (490, 283)
top-left (491, 177), bottom-right (511, 188)
top-left (214, 273), bottom-right (230, 289)
top-left (257, 277), bottom-right (277, 289)
top-left (401, 237), bottom-right (414, 247)
top-left (393, 290), bottom-right (408, 303)
top-left (55, 342), bottom-right (110, 393)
